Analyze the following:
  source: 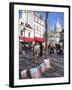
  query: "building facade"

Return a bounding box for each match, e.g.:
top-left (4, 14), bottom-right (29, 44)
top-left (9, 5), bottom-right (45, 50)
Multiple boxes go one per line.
top-left (34, 11), bottom-right (45, 43)
top-left (19, 11), bottom-right (45, 48)
top-left (48, 18), bottom-right (64, 46)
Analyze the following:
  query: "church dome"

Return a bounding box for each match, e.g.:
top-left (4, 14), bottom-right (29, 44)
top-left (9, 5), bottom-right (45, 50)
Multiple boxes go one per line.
top-left (56, 21), bottom-right (61, 29)
top-left (54, 18), bottom-right (62, 33)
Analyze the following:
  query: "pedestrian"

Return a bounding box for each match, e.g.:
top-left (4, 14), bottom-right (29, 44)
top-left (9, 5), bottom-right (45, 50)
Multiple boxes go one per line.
top-left (29, 43), bottom-right (32, 55)
top-left (40, 43), bottom-right (43, 57)
top-left (22, 44), bottom-right (25, 55)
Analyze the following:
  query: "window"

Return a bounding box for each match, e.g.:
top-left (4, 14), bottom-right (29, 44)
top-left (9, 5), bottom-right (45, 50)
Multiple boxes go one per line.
top-left (21, 30), bottom-right (23, 36)
top-left (21, 22), bottom-right (24, 25)
top-left (37, 26), bottom-right (41, 32)
top-left (28, 32), bottom-right (30, 37)
top-left (37, 18), bottom-right (41, 24)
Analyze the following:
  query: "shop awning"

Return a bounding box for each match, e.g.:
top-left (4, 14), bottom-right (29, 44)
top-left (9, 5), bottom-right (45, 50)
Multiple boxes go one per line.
top-left (34, 37), bottom-right (45, 43)
top-left (19, 37), bottom-right (45, 43)
top-left (19, 37), bottom-right (34, 42)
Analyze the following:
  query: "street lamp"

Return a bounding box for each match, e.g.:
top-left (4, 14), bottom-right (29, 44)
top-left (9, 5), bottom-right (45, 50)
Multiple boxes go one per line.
top-left (44, 12), bottom-right (51, 69)
top-left (45, 12), bottom-right (48, 59)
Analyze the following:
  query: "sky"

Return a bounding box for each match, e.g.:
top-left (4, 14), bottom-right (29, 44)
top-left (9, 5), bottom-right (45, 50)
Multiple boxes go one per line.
top-left (40, 11), bottom-right (64, 32)
top-left (19, 10), bottom-right (64, 32)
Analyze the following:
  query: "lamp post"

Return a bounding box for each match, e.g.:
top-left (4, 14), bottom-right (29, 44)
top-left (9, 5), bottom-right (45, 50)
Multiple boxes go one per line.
top-left (45, 12), bottom-right (48, 59)
top-left (44, 12), bottom-right (51, 69)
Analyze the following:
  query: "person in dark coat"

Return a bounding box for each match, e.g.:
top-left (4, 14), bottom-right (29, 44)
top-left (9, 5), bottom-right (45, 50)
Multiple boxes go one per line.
top-left (40, 43), bottom-right (43, 57)
top-left (22, 44), bottom-right (25, 55)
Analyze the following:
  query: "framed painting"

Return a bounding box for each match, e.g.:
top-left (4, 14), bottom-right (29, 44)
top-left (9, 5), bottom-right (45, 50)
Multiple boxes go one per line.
top-left (9, 2), bottom-right (70, 87)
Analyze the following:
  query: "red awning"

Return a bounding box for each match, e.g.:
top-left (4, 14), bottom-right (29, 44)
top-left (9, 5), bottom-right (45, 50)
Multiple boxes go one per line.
top-left (34, 37), bottom-right (45, 43)
top-left (19, 37), bottom-right (34, 42)
top-left (19, 37), bottom-right (45, 43)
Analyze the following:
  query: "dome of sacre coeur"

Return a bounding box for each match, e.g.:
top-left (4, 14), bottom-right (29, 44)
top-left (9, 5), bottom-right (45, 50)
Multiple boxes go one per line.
top-left (55, 18), bottom-right (62, 33)
top-left (56, 21), bottom-right (61, 28)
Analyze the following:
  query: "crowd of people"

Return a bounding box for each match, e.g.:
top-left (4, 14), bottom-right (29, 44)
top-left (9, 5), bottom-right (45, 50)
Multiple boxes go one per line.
top-left (48, 43), bottom-right (64, 55)
top-left (19, 42), bottom-right (64, 57)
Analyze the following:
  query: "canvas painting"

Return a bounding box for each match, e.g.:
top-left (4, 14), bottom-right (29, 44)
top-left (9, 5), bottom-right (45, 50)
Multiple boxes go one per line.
top-left (9, 2), bottom-right (70, 87)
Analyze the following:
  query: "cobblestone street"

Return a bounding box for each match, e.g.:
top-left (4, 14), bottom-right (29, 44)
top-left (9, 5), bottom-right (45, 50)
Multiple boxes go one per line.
top-left (41, 53), bottom-right (64, 78)
top-left (19, 51), bottom-right (64, 78)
